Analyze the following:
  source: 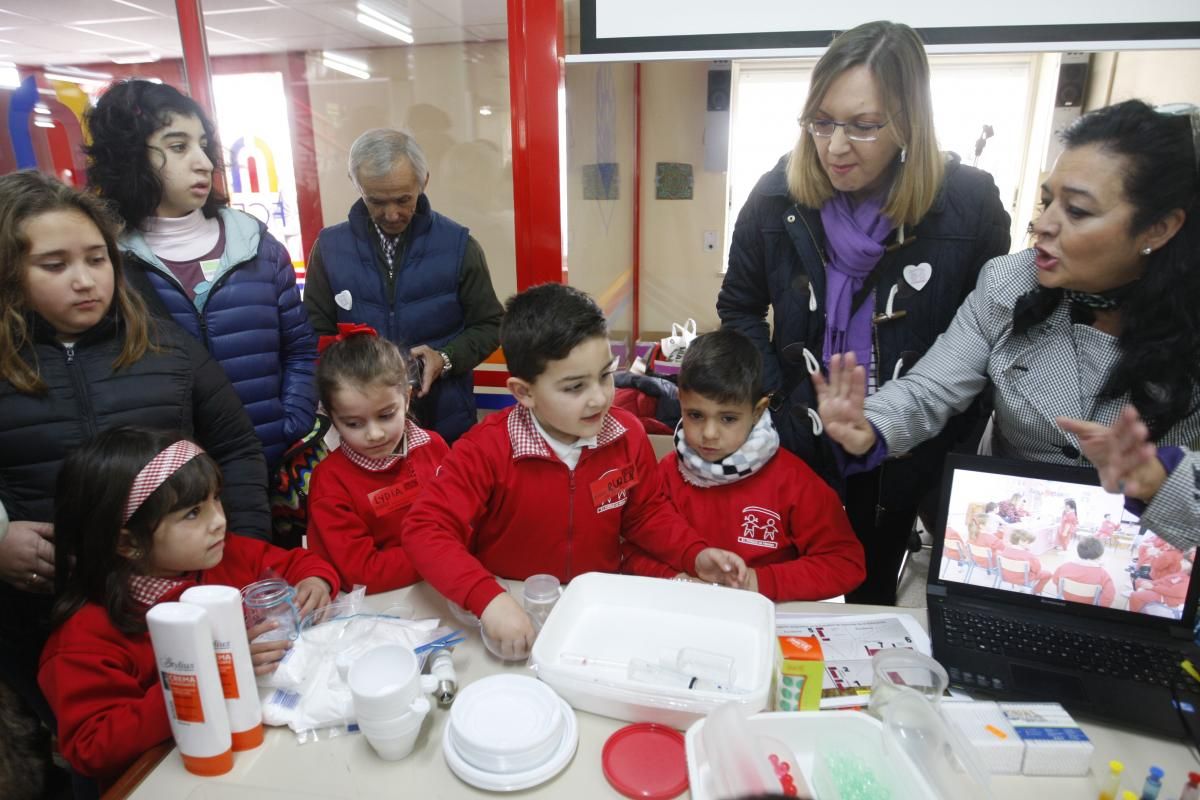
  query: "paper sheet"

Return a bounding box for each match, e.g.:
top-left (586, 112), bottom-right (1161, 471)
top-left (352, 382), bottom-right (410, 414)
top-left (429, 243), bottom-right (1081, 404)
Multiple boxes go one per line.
top-left (775, 613), bottom-right (932, 709)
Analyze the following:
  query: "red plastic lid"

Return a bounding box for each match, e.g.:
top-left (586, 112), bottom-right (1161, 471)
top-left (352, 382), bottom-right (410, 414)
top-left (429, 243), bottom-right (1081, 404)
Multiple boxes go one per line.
top-left (602, 723), bottom-right (689, 799)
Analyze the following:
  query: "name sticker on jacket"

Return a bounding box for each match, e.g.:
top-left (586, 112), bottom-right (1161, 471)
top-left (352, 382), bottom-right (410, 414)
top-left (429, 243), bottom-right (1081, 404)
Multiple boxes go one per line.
top-left (368, 475), bottom-right (421, 517)
top-left (590, 465), bottom-right (637, 513)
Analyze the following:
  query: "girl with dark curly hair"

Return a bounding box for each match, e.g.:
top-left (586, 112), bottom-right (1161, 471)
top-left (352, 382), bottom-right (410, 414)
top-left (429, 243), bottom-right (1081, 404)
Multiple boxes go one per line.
top-left (85, 79), bottom-right (318, 472)
top-left (817, 99), bottom-right (1200, 555)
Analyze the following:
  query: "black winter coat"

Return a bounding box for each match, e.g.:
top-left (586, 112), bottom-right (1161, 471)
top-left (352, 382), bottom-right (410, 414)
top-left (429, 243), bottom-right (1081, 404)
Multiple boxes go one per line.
top-left (718, 154), bottom-right (1011, 506)
top-left (0, 311), bottom-right (269, 649)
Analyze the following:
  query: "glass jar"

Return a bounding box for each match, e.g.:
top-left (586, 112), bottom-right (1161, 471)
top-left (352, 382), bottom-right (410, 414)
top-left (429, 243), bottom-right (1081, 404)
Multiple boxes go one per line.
top-left (241, 578), bottom-right (300, 642)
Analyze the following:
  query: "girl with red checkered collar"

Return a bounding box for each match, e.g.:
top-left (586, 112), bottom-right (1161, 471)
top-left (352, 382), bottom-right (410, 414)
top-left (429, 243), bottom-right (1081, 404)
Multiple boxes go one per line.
top-left (39, 427), bottom-right (337, 784)
top-left (307, 326), bottom-right (449, 593)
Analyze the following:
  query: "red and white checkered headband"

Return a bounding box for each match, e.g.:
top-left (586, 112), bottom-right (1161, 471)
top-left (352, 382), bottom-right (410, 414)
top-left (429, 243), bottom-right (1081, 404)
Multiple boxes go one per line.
top-left (122, 440), bottom-right (205, 525)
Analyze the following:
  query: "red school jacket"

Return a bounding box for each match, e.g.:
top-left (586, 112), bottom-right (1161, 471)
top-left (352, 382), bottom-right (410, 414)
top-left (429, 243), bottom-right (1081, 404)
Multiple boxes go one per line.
top-left (403, 405), bottom-right (710, 617)
top-left (37, 535), bottom-right (339, 785)
top-left (307, 422), bottom-right (449, 593)
top-left (621, 449), bottom-right (865, 601)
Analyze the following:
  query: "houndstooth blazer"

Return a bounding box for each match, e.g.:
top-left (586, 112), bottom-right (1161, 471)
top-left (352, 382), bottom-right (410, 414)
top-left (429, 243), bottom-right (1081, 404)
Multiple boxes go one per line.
top-left (864, 249), bottom-right (1200, 550)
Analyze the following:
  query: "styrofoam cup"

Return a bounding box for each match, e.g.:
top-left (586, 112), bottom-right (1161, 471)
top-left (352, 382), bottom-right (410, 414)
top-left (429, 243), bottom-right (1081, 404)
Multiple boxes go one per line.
top-left (348, 645), bottom-right (421, 722)
top-left (359, 697), bottom-right (429, 761)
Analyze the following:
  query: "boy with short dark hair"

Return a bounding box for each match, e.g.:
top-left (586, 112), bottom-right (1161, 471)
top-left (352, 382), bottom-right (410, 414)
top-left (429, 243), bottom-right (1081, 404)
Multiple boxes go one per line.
top-left (622, 329), bottom-right (865, 601)
top-left (403, 284), bottom-right (748, 657)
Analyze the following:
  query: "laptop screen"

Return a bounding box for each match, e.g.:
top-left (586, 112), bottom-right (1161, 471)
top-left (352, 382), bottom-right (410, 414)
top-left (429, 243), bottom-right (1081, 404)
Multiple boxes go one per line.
top-left (932, 456), bottom-right (1196, 623)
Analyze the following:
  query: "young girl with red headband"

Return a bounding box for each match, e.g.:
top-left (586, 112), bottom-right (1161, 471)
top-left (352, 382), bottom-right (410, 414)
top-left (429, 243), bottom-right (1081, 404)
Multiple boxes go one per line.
top-left (306, 325), bottom-right (449, 593)
top-left (38, 427), bottom-right (338, 787)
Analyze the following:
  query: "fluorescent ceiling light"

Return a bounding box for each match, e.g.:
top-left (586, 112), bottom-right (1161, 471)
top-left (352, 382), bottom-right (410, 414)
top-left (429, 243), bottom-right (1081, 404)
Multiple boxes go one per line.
top-left (43, 64), bottom-right (113, 80)
top-left (110, 51), bottom-right (159, 64)
top-left (356, 4), bottom-right (413, 44)
top-left (34, 118), bottom-right (55, 128)
top-left (205, 5), bottom-right (278, 15)
top-left (43, 72), bottom-right (110, 86)
top-left (478, 106), bottom-right (493, 116)
top-left (110, 0), bottom-right (159, 13)
top-left (321, 51), bottom-right (370, 80)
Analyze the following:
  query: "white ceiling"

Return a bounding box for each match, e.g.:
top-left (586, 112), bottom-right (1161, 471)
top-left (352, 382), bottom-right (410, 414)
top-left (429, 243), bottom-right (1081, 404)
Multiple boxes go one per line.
top-left (0, 0), bottom-right (508, 67)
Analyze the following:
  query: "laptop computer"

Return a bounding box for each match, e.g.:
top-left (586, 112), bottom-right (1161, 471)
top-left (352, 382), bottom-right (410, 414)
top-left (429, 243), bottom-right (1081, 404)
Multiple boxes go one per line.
top-left (927, 453), bottom-right (1200, 737)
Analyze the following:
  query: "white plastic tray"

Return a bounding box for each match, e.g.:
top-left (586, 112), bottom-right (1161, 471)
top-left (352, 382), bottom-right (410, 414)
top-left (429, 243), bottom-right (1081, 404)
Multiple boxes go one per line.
top-left (685, 711), bottom-right (938, 800)
top-left (530, 572), bottom-right (775, 729)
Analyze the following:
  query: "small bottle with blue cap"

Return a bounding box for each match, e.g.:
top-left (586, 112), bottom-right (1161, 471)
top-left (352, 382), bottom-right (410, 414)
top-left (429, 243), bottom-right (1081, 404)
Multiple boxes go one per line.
top-left (1141, 765), bottom-right (1165, 800)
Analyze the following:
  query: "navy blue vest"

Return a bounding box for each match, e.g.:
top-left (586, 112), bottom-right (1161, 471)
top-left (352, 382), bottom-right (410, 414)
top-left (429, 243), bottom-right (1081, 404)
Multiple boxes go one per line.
top-left (317, 197), bottom-right (476, 442)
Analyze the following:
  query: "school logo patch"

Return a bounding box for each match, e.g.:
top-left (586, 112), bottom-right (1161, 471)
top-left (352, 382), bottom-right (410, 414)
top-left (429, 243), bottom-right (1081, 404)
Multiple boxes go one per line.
top-left (590, 464), bottom-right (637, 514)
top-left (738, 505), bottom-right (781, 549)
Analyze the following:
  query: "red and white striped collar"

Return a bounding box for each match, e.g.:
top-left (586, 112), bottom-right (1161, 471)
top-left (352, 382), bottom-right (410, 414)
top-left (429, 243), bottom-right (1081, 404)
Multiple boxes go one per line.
top-left (341, 420), bottom-right (432, 472)
top-left (129, 573), bottom-right (193, 608)
top-left (506, 405), bottom-right (626, 460)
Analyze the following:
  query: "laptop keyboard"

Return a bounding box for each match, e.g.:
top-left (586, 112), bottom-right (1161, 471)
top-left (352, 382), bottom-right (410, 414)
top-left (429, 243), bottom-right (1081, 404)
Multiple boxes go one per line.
top-left (940, 607), bottom-right (1200, 697)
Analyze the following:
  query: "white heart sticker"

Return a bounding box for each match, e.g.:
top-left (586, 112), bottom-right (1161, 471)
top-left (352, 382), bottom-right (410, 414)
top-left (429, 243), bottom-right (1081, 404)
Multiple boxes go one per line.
top-left (334, 290), bottom-right (353, 311)
top-left (903, 262), bottom-right (932, 291)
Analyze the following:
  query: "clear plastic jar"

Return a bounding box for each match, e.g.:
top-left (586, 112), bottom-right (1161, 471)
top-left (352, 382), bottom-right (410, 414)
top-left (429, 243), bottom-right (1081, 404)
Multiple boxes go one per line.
top-left (241, 578), bottom-right (300, 642)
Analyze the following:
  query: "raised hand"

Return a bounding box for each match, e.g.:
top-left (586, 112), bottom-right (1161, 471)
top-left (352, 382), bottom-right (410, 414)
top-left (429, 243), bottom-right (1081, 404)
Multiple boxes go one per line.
top-left (810, 352), bottom-right (876, 455)
top-left (1058, 407), bottom-right (1165, 501)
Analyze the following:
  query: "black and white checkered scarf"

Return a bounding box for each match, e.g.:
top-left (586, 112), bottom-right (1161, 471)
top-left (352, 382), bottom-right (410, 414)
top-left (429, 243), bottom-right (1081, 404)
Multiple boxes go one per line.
top-left (674, 411), bottom-right (779, 488)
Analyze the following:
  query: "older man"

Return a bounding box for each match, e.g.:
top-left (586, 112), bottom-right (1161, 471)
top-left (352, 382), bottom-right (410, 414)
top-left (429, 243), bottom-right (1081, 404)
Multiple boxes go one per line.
top-left (305, 129), bottom-right (503, 443)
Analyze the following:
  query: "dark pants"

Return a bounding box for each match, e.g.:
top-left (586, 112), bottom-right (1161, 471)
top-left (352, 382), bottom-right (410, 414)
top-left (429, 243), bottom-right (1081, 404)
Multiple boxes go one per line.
top-left (843, 469), bottom-right (923, 606)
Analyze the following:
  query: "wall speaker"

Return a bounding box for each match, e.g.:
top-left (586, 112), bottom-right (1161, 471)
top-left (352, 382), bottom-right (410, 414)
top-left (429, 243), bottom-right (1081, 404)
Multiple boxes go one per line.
top-left (1055, 58), bottom-right (1089, 108)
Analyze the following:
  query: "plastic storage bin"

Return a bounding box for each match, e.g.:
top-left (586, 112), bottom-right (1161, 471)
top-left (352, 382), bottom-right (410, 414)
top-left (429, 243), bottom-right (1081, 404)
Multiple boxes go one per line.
top-left (530, 572), bottom-right (775, 729)
top-left (686, 711), bottom-right (937, 800)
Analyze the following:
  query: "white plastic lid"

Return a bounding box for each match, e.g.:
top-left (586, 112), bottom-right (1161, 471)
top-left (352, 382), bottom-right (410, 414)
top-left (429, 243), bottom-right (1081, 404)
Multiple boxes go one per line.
top-left (523, 574), bottom-right (562, 603)
top-left (450, 675), bottom-right (563, 758)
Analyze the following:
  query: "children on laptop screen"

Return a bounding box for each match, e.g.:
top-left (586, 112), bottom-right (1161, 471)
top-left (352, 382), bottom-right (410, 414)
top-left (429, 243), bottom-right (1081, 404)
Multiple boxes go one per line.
top-left (621, 329), bottom-right (866, 600)
top-left (403, 284), bottom-right (749, 659)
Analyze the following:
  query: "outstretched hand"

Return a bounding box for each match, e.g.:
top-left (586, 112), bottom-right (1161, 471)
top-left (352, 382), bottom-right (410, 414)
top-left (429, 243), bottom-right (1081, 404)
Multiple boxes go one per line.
top-left (810, 353), bottom-right (877, 455)
top-left (1058, 407), bottom-right (1165, 502)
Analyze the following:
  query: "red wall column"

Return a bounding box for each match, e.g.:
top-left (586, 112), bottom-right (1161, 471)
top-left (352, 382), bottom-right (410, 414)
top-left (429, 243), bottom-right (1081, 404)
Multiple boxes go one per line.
top-left (506, 0), bottom-right (566, 289)
top-left (174, 0), bottom-right (215, 120)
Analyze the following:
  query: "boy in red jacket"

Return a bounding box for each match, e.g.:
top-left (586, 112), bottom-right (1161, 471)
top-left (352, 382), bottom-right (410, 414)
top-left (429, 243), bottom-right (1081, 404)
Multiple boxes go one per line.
top-left (403, 284), bottom-right (748, 658)
top-left (622, 330), bottom-right (865, 600)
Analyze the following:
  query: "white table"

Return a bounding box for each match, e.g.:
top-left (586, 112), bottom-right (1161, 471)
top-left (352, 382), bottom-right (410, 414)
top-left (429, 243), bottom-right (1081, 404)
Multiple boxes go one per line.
top-left (127, 581), bottom-right (1199, 799)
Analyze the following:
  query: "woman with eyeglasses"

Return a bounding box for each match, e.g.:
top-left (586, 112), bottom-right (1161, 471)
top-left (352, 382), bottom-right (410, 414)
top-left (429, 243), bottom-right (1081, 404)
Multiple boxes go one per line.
top-left (816, 99), bottom-right (1200, 555)
top-left (719, 20), bottom-right (1011, 604)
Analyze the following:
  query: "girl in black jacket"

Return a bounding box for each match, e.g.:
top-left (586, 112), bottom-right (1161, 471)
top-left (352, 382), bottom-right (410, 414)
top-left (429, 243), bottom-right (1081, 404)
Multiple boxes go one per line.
top-left (718, 21), bottom-right (1011, 604)
top-left (0, 170), bottom-right (269, 732)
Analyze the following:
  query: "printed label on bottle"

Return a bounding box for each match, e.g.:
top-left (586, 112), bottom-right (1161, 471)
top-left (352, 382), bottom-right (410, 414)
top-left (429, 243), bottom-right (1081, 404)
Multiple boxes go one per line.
top-left (214, 650), bottom-right (239, 699)
top-left (163, 671), bottom-right (205, 723)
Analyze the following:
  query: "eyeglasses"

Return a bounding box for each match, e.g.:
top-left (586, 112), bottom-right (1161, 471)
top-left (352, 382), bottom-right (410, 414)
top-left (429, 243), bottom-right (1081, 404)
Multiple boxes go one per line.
top-left (802, 118), bottom-right (890, 142)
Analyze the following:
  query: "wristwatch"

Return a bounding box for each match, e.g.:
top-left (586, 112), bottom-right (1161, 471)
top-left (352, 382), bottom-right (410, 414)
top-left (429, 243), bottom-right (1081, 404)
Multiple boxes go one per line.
top-left (438, 350), bottom-right (452, 377)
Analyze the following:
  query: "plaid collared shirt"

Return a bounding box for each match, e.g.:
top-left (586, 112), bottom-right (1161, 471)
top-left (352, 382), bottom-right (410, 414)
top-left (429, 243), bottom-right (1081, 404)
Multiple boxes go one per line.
top-left (372, 222), bottom-right (401, 276)
top-left (340, 420), bottom-right (432, 472)
top-left (129, 574), bottom-right (192, 608)
top-left (506, 405), bottom-right (626, 460)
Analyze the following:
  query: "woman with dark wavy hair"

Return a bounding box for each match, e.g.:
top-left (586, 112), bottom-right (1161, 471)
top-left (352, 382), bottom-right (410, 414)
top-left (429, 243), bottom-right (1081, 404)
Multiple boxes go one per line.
top-left (85, 79), bottom-right (317, 473)
top-left (816, 99), bottom-right (1200, 552)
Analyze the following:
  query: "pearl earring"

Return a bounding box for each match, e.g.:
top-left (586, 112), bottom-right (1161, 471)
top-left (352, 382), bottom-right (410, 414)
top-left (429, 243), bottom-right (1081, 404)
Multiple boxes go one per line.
top-left (899, 146), bottom-right (907, 164)
top-left (1141, 246), bottom-right (1152, 255)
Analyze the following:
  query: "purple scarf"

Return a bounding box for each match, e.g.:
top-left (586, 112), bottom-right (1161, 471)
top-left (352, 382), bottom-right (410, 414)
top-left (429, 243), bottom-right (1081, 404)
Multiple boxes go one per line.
top-left (819, 192), bottom-right (892, 370)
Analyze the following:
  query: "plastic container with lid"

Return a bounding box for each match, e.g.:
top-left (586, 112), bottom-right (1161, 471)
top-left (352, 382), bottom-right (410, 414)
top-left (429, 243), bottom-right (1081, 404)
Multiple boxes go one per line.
top-left (530, 573), bottom-right (774, 729)
top-left (522, 574), bottom-right (562, 631)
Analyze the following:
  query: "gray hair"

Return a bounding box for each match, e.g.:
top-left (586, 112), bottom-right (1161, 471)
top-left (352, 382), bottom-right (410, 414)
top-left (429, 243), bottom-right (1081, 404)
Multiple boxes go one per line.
top-left (348, 129), bottom-right (429, 186)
